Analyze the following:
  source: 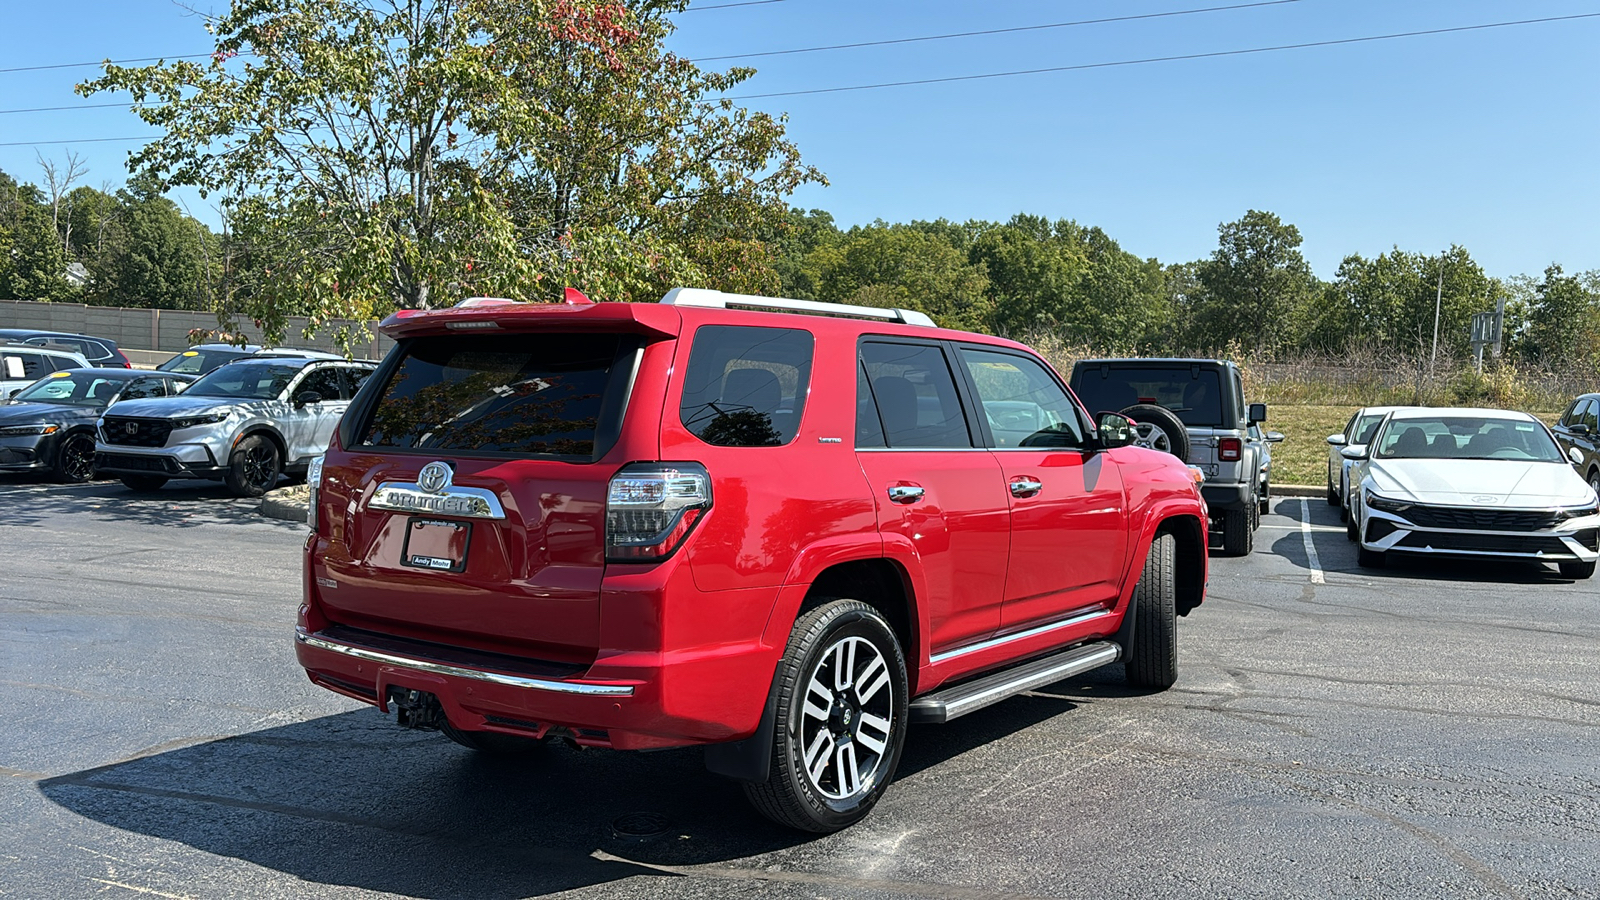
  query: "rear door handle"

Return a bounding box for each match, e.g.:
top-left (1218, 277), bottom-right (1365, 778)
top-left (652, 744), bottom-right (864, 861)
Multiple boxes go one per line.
top-left (887, 485), bottom-right (925, 504)
top-left (1010, 478), bottom-right (1043, 497)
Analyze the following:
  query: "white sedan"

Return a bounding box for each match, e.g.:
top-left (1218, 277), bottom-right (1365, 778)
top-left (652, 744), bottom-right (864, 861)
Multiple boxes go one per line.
top-left (1344, 408), bottom-right (1600, 578)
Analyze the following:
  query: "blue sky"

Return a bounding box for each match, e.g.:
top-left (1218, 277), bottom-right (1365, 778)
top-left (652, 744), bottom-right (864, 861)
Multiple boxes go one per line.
top-left (2, 0), bottom-right (1597, 281)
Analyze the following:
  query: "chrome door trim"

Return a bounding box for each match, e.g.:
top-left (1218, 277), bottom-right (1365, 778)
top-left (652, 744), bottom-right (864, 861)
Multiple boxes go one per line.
top-left (296, 631), bottom-right (635, 696)
top-left (929, 605), bottom-right (1114, 665)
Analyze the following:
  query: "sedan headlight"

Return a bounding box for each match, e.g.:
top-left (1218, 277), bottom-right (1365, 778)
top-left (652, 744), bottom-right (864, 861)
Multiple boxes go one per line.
top-left (1555, 502), bottom-right (1600, 520)
top-left (1365, 490), bottom-right (1412, 514)
top-left (0, 423), bottom-right (60, 437)
top-left (171, 412), bottom-right (231, 429)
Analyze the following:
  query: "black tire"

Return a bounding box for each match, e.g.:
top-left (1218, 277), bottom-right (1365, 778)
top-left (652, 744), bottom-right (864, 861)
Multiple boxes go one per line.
top-left (1346, 508), bottom-right (1358, 542)
top-left (1125, 532), bottom-right (1177, 689)
top-left (1559, 560), bottom-right (1596, 579)
top-left (1326, 472), bottom-right (1340, 506)
top-left (440, 720), bottom-right (547, 755)
top-left (1258, 482), bottom-right (1270, 516)
top-left (1119, 404), bottom-right (1191, 460)
top-left (1220, 507), bottom-right (1253, 556)
top-left (119, 474), bottom-right (168, 492)
top-left (743, 600), bottom-right (908, 834)
top-left (225, 434), bottom-right (281, 498)
top-left (53, 431), bottom-right (97, 484)
top-left (1339, 503), bottom-right (1349, 524)
top-left (1357, 543), bottom-right (1386, 568)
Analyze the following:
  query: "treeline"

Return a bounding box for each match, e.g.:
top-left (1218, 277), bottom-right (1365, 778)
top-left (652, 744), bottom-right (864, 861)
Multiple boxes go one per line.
top-left (0, 162), bottom-right (219, 310)
top-left (765, 208), bottom-right (1600, 372)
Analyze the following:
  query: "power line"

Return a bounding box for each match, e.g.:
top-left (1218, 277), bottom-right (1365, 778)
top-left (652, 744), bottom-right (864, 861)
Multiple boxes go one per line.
top-left (682, 0), bottom-right (785, 9)
top-left (0, 53), bottom-right (218, 75)
top-left (725, 11), bottom-right (1600, 99)
top-left (0, 135), bottom-right (158, 148)
top-left (0, 102), bottom-right (133, 115)
top-left (693, 0), bottom-right (1301, 62)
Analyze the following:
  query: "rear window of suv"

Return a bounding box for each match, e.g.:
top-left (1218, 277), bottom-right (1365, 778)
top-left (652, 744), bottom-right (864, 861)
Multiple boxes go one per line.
top-left (1073, 366), bottom-right (1226, 428)
top-left (679, 325), bottom-right (813, 447)
top-left (354, 333), bottom-right (632, 459)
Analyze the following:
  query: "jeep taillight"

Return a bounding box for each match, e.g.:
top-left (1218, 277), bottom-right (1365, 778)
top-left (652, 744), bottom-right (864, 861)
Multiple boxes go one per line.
top-left (1219, 437), bottom-right (1242, 462)
top-left (606, 463), bottom-right (712, 561)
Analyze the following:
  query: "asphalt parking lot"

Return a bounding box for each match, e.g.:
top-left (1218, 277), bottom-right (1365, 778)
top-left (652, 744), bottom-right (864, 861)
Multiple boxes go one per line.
top-left (3, 479), bottom-right (1597, 899)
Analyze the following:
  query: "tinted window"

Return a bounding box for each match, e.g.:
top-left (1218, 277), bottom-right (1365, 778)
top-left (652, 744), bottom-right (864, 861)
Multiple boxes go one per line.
top-left (159, 348), bottom-right (250, 374)
top-left (357, 333), bottom-right (626, 458)
top-left (960, 347), bottom-right (1084, 448)
top-left (1353, 413), bottom-right (1386, 445)
top-left (1072, 366), bottom-right (1224, 427)
top-left (3, 351), bottom-right (75, 379)
top-left (1562, 399), bottom-right (1585, 426)
top-left (679, 325), bottom-right (813, 447)
top-left (1584, 400), bottom-right (1599, 432)
top-left (855, 363), bottom-right (885, 448)
top-left (120, 377), bottom-right (170, 400)
top-left (185, 361), bottom-right (305, 399)
top-left (859, 342), bottom-right (970, 449)
top-left (343, 367), bottom-right (374, 400)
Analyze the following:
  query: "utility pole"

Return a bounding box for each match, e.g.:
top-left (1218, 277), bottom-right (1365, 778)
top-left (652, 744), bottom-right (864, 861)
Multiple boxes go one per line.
top-left (1429, 262), bottom-right (1444, 385)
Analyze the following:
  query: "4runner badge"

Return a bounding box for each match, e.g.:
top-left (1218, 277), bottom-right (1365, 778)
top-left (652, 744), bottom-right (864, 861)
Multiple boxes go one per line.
top-left (370, 462), bottom-right (507, 520)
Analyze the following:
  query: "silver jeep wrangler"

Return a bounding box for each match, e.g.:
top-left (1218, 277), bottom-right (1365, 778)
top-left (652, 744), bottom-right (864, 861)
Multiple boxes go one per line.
top-left (1069, 358), bottom-right (1275, 556)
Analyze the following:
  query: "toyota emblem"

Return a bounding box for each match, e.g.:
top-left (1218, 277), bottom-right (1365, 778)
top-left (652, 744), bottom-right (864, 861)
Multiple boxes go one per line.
top-left (417, 461), bottom-right (453, 494)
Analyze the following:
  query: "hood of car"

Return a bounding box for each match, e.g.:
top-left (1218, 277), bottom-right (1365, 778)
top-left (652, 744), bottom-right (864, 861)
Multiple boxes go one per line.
top-left (0, 402), bottom-right (100, 425)
top-left (1368, 459), bottom-right (1593, 508)
top-left (102, 396), bottom-right (262, 419)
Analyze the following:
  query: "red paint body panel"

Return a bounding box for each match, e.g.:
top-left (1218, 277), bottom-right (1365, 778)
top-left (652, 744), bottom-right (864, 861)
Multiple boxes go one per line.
top-left (298, 297), bottom-right (1209, 752)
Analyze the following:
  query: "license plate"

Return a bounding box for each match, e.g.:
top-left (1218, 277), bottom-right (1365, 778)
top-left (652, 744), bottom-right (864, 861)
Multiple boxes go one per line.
top-left (401, 518), bottom-right (471, 572)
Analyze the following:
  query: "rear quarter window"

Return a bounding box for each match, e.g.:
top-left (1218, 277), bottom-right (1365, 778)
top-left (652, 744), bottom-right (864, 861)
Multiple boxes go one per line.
top-left (354, 333), bottom-right (633, 459)
top-left (679, 325), bottom-right (814, 447)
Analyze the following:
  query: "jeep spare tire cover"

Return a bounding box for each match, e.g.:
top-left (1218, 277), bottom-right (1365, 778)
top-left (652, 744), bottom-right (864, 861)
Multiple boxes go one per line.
top-left (1119, 404), bottom-right (1191, 460)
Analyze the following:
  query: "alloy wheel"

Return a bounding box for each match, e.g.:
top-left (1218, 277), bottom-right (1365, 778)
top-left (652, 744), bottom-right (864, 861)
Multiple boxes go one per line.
top-left (1132, 423), bottom-right (1173, 454)
top-left (60, 434), bottom-right (96, 482)
top-left (796, 635), bottom-right (895, 801)
top-left (242, 442), bottom-right (277, 490)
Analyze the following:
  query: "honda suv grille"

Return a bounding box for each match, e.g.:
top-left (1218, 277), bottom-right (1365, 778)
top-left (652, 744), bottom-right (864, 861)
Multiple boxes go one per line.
top-left (102, 416), bottom-right (173, 447)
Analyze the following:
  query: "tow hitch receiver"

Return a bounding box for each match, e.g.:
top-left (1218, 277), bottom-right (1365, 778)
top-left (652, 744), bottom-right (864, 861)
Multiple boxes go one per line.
top-left (387, 687), bottom-right (446, 730)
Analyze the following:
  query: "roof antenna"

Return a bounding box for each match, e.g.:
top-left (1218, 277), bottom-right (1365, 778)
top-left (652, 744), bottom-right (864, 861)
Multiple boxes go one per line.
top-left (564, 288), bottom-right (595, 306)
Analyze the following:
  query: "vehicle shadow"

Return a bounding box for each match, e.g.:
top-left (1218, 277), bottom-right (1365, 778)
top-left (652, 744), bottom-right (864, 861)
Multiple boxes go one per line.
top-left (39, 673), bottom-right (1108, 897)
top-left (0, 475), bottom-right (300, 531)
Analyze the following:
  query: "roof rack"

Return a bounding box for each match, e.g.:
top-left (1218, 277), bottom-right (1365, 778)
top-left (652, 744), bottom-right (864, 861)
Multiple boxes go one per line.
top-left (660, 287), bottom-right (936, 327)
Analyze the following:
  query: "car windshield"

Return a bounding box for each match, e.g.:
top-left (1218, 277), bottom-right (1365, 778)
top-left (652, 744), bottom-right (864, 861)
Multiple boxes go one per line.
top-left (1374, 415), bottom-right (1563, 462)
top-left (183, 361), bottom-right (302, 399)
top-left (1072, 366), bottom-right (1225, 427)
top-left (159, 348), bottom-right (249, 374)
top-left (10, 371), bottom-right (130, 407)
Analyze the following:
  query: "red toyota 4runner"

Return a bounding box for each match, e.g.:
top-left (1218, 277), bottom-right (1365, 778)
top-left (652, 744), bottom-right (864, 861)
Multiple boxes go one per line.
top-left (295, 288), bottom-right (1208, 832)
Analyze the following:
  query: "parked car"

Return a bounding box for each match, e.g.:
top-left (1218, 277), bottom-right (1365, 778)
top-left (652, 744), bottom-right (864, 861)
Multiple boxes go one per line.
top-left (2, 342), bottom-right (90, 400)
top-left (1325, 405), bottom-right (1421, 521)
top-left (293, 288), bottom-right (1209, 833)
top-left (0, 328), bottom-right (131, 368)
top-left (95, 355), bottom-right (376, 496)
top-left (157, 343), bottom-right (347, 376)
top-left (156, 343), bottom-right (263, 375)
top-left (1551, 393), bottom-right (1600, 498)
top-left (0, 368), bottom-right (196, 482)
top-left (1068, 358), bottom-right (1267, 555)
top-left (1343, 407), bottom-right (1599, 577)
top-left (1248, 422), bottom-right (1285, 515)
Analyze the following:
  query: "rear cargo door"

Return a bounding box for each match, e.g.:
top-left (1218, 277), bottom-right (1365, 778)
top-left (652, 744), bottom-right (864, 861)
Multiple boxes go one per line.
top-left (316, 331), bottom-right (642, 663)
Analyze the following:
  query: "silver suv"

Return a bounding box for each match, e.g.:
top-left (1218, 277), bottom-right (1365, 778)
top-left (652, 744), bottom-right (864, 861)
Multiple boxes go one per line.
top-left (1069, 358), bottom-right (1269, 556)
top-left (94, 356), bottom-right (376, 496)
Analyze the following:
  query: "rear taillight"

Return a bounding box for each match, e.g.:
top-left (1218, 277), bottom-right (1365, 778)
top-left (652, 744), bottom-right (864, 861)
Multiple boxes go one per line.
top-left (112, 350), bottom-right (132, 368)
top-left (606, 462), bottom-right (712, 561)
top-left (1219, 437), bottom-right (1243, 462)
top-left (306, 455), bottom-right (325, 531)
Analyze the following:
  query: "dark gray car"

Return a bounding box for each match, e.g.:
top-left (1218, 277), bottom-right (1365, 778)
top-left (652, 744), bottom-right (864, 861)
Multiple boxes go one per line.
top-left (1552, 393), bottom-right (1600, 497)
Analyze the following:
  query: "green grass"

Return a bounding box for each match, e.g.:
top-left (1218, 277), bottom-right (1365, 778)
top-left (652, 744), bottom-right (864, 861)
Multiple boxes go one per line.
top-left (1264, 405), bottom-right (1562, 487)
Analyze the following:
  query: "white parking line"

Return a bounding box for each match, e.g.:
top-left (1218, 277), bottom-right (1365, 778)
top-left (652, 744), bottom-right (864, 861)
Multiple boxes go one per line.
top-left (1300, 498), bottom-right (1325, 584)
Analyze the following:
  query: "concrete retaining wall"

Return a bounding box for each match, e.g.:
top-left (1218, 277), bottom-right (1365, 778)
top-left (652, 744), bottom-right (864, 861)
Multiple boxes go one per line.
top-left (0, 300), bottom-right (394, 360)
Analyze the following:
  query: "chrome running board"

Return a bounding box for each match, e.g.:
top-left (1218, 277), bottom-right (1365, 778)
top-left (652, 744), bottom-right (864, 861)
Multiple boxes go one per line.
top-left (909, 641), bottom-right (1121, 724)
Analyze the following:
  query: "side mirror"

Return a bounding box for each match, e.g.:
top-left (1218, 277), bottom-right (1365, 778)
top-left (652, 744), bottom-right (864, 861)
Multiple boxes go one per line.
top-left (1326, 434), bottom-right (1347, 446)
top-left (1340, 446), bottom-right (1369, 461)
top-left (1097, 412), bottom-right (1138, 449)
top-left (1570, 446), bottom-right (1585, 466)
top-left (294, 390), bottom-right (323, 408)
top-left (1265, 431), bottom-right (1285, 443)
top-left (1248, 402), bottom-right (1267, 424)
top-left (1572, 423), bottom-right (1591, 435)
top-left (5, 389), bottom-right (17, 400)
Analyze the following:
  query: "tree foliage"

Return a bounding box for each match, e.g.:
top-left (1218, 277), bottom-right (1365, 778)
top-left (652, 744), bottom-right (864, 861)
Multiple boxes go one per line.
top-left (80, 0), bottom-right (820, 346)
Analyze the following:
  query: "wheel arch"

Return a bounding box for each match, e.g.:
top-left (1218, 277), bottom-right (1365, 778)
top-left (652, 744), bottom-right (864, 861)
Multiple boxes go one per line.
top-left (233, 425), bottom-right (287, 462)
top-left (796, 558), bottom-right (918, 685)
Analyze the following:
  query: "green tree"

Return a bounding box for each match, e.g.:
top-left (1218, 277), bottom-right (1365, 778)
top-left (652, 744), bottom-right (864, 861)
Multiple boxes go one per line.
top-left (1523, 264), bottom-right (1600, 366)
top-left (81, 0), bottom-right (819, 346)
top-left (1331, 245), bottom-right (1491, 355)
top-left (0, 185), bottom-right (71, 302)
top-left (817, 223), bottom-right (991, 331)
top-left (1187, 210), bottom-right (1318, 351)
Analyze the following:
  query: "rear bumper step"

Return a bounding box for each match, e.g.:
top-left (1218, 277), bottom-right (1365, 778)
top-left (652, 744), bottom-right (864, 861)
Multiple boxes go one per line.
top-left (909, 641), bottom-right (1122, 724)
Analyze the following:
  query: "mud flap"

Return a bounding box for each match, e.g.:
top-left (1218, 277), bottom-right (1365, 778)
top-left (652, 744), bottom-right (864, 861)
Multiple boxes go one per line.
top-left (703, 666), bottom-right (781, 783)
